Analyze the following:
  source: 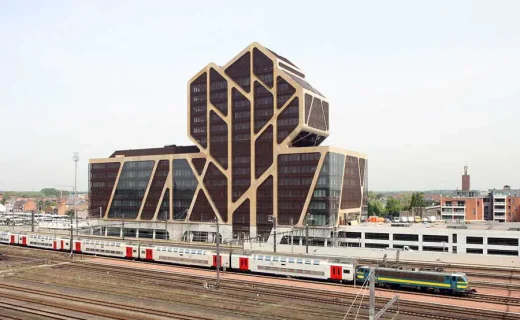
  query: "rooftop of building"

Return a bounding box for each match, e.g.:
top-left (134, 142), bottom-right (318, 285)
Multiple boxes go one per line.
top-left (110, 144), bottom-right (200, 158)
top-left (353, 221), bottom-right (520, 231)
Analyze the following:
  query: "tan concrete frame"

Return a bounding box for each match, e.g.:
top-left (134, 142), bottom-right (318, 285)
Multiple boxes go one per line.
top-left (89, 42), bottom-right (367, 228)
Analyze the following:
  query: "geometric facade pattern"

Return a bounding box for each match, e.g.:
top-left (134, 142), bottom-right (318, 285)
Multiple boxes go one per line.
top-left (89, 42), bottom-right (367, 240)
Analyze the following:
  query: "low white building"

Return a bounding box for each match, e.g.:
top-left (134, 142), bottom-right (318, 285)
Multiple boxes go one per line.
top-left (0, 204), bottom-right (6, 214)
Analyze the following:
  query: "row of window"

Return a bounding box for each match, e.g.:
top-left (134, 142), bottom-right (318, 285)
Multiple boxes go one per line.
top-left (29, 241), bottom-right (53, 247)
top-left (258, 265), bottom-right (325, 276)
top-left (279, 153), bottom-right (320, 162)
top-left (91, 163), bottom-right (120, 169)
top-left (254, 255), bottom-right (320, 265)
top-left (28, 235), bottom-right (56, 240)
top-left (85, 247), bottom-right (122, 255)
top-left (155, 247), bottom-right (205, 255)
top-left (85, 240), bottom-right (122, 247)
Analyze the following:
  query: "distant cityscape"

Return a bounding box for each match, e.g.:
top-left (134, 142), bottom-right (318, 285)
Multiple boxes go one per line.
top-left (368, 165), bottom-right (520, 222)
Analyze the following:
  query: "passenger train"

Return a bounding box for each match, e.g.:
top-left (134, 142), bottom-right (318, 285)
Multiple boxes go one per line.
top-left (0, 231), bottom-right (471, 294)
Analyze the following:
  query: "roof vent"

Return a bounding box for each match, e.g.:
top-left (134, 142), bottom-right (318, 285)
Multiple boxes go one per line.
top-left (391, 223), bottom-right (410, 227)
top-left (447, 225), bottom-right (468, 229)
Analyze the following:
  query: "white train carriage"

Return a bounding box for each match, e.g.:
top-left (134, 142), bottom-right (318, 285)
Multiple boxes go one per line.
top-left (24, 233), bottom-right (59, 250)
top-left (80, 239), bottom-right (139, 258)
top-left (240, 252), bottom-right (356, 281)
top-left (0, 231), bottom-right (12, 244)
top-left (139, 244), bottom-right (230, 269)
top-left (55, 237), bottom-right (71, 251)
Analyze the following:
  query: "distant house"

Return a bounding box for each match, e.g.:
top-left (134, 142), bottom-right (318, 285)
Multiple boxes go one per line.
top-left (0, 204), bottom-right (6, 214)
top-left (57, 196), bottom-right (89, 218)
top-left (13, 200), bottom-right (27, 212)
top-left (24, 200), bottom-right (37, 213)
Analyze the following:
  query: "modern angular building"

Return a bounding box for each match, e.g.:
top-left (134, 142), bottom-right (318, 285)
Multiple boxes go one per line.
top-left (89, 42), bottom-right (367, 241)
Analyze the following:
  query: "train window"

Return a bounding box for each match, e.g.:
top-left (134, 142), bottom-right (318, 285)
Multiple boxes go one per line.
top-left (313, 260), bottom-right (320, 265)
top-left (265, 256), bottom-right (271, 261)
top-left (184, 249), bottom-right (190, 253)
top-left (281, 257), bottom-right (287, 263)
top-left (452, 276), bottom-right (456, 282)
top-left (296, 259), bottom-right (303, 264)
top-left (111, 242), bottom-right (116, 246)
top-left (191, 249), bottom-right (197, 254)
top-left (288, 258), bottom-right (295, 263)
top-left (273, 257), bottom-right (279, 262)
top-left (173, 248), bottom-right (178, 252)
top-left (96, 241), bottom-right (100, 245)
top-left (258, 255), bottom-right (264, 260)
top-left (116, 243), bottom-right (120, 247)
top-left (168, 248), bottom-right (173, 252)
top-left (305, 259), bottom-right (311, 265)
top-left (197, 250), bottom-right (203, 255)
top-left (344, 270), bottom-right (350, 274)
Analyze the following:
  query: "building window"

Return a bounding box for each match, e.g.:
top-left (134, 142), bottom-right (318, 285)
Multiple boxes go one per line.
top-left (393, 234), bottom-right (419, 242)
top-left (423, 246), bottom-right (445, 252)
top-left (453, 234), bottom-right (457, 243)
top-left (466, 248), bottom-right (483, 254)
top-left (423, 235), bottom-right (449, 243)
top-left (466, 237), bottom-right (483, 245)
top-left (365, 233), bottom-right (389, 240)
top-left (487, 238), bottom-right (518, 246)
top-left (487, 249), bottom-right (518, 256)
top-left (338, 232), bottom-right (361, 239)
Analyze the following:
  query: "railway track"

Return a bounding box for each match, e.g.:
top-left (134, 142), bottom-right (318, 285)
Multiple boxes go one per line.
top-left (41, 260), bottom-right (520, 320)
top-left (67, 260), bottom-right (520, 307)
top-left (0, 283), bottom-right (214, 320)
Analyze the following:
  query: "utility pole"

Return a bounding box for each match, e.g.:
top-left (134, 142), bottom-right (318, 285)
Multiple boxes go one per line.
top-left (369, 267), bottom-right (375, 320)
top-left (73, 152), bottom-right (79, 236)
top-left (268, 215), bottom-right (276, 253)
top-left (164, 211), bottom-right (168, 240)
top-left (121, 212), bottom-right (125, 240)
top-left (214, 218), bottom-right (220, 288)
top-left (290, 217), bottom-right (294, 254)
top-left (305, 222), bottom-right (309, 254)
top-left (31, 211), bottom-right (35, 232)
top-left (69, 214), bottom-right (74, 257)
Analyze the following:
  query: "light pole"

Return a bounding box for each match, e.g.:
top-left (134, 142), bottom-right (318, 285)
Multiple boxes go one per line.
top-left (305, 213), bottom-right (314, 254)
top-left (164, 211), bottom-right (168, 240)
top-left (211, 217), bottom-right (220, 288)
top-left (73, 152), bottom-right (79, 236)
top-left (268, 215), bottom-right (276, 253)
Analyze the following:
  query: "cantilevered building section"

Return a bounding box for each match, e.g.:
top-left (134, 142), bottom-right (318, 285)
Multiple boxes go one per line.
top-left (89, 42), bottom-right (367, 240)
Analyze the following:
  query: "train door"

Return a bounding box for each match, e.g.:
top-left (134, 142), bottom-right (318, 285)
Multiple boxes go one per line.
top-left (126, 247), bottom-right (133, 259)
top-left (53, 241), bottom-right (57, 250)
top-left (145, 248), bottom-right (153, 260)
top-left (75, 242), bottom-right (82, 252)
top-left (450, 276), bottom-right (457, 292)
top-left (330, 266), bottom-right (343, 280)
top-left (21, 236), bottom-right (27, 246)
top-left (60, 240), bottom-right (65, 250)
top-left (213, 255), bottom-right (222, 268)
top-left (239, 257), bottom-right (249, 270)
top-left (10, 235), bottom-right (15, 245)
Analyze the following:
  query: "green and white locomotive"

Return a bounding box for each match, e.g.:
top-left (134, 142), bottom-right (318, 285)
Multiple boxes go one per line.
top-left (356, 266), bottom-right (471, 294)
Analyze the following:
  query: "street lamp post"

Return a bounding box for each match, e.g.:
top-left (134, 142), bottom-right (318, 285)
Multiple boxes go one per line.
top-left (211, 218), bottom-right (220, 288)
top-left (73, 152), bottom-right (79, 236)
top-left (268, 215), bottom-right (276, 253)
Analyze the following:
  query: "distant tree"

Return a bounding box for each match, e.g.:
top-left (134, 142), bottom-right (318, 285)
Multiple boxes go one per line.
top-left (409, 192), bottom-right (427, 209)
top-left (0, 198), bottom-right (5, 205)
top-left (41, 188), bottom-right (61, 197)
top-left (386, 197), bottom-right (401, 216)
top-left (66, 210), bottom-right (74, 217)
top-left (368, 199), bottom-right (385, 216)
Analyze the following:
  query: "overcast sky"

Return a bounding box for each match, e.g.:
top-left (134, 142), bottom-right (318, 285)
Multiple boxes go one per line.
top-left (0, 1), bottom-right (519, 192)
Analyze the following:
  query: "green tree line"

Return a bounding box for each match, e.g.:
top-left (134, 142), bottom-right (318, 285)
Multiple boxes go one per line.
top-left (368, 192), bottom-right (429, 217)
